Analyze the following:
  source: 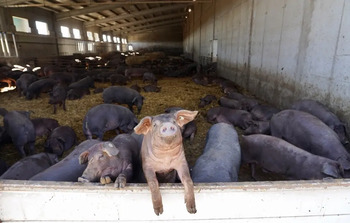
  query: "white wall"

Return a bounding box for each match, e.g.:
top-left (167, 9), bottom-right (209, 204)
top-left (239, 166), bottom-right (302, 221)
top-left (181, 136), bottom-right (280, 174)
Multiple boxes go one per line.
top-left (1, 179), bottom-right (350, 222)
top-left (184, 0), bottom-right (350, 128)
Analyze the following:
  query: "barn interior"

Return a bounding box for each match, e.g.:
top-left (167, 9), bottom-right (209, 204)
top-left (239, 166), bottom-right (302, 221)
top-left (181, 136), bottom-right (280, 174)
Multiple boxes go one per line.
top-left (1, 0), bottom-right (350, 221)
top-left (0, 0), bottom-right (348, 122)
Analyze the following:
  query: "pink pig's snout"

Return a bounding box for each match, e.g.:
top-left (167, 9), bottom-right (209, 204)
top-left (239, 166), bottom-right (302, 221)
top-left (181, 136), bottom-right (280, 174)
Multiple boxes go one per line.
top-left (159, 122), bottom-right (178, 137)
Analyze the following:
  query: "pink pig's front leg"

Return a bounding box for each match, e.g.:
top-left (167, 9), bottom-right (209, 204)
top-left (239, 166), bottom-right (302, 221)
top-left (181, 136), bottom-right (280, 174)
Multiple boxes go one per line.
top-left (176, 161), bottom-right (197, 214)
top-left (144, 167), bottom-right (163, 216)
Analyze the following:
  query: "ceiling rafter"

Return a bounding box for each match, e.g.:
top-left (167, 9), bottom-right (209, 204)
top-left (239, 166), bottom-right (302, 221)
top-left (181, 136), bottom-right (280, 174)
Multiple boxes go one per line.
top-left (101, 12), bottom-right (186, 31)
top-left (56, 4), bottom-right (122, 20)
top-left (0, 0), bottom-right (26, 6)
top-left (84, 4), bottom-right (187, 27)
top-left (1, 0), bottom-right (211, 7)
top-left (0, 0), bottom-right (202, 36)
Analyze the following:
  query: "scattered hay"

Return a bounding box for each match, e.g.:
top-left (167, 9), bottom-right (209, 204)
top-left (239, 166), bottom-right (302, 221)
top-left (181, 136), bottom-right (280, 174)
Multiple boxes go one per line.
top-left (0, 77), bottom-right (223, 168)
top-left (0, 76), bottom-right (283, 181)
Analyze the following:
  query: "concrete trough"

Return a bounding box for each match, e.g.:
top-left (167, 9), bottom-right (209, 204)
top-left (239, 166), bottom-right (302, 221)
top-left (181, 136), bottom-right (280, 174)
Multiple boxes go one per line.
top-left (1, 179), bottom-right (350, 222)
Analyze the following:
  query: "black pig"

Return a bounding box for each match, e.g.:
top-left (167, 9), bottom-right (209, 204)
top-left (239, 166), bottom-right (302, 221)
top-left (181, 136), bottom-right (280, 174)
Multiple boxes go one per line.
top-left (31, 118), bottom-right (60, 138)
top-left (83, 104), bottom-right (138, 140)
top-left (30, 140), bottom-right (100, 182)
top-left (26, 78), bottom-right (57, 100)
top-left (241, 134), bottom-right (344, 180)
top-left (44, 126), bottom-right (77, 157)
top-left (49, 84), bottom-right (67, 114)
top-left (3, 111), bottom-right (36, 157)
top-left (102, 86), bottom-right (144, 114)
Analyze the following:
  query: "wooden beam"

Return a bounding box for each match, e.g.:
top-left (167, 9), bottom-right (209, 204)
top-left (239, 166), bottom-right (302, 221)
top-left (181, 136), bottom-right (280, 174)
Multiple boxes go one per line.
top-left (84, 4), bottom-right (187, 27)
top-left (101, 12), bottom-right (186, 31)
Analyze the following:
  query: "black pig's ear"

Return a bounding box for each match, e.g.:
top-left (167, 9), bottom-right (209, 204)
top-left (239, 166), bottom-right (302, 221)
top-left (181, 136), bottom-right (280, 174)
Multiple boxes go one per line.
top-left (322, 162), bottom-right (341, 178)
top-left (79, 151), bottom-right (90, 164)
top-left (102, 142), bottom-right (119, 157)
top-left (57, 137), bottom-right (66, 143)
top-left (134, 116), bottom-right (152, 135)
top-left (175, 110), bottom-right (198, 127)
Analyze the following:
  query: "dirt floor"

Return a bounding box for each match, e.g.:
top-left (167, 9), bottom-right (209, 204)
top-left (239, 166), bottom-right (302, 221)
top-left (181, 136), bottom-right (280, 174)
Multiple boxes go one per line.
top-left (0, 75), bottom-right (284, 182)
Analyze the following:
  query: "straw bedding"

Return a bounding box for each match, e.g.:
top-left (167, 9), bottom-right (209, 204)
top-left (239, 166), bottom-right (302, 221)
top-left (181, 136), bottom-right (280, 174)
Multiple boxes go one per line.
top-left (0, 76), bottom-right (283, 181)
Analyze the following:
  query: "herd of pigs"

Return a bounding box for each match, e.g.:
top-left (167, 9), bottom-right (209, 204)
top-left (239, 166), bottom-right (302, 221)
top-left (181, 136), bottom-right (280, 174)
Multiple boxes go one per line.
top-left (0, 52), bottom-right (350, 215)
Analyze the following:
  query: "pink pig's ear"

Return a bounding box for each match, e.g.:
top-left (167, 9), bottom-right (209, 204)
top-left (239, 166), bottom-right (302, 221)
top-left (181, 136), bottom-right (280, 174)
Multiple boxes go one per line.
top-left (102, 142), bottom-right (119, 156)
top-left (79, 151), bottom-right (90, 164)
top-left (134, 116), bottom-right (152, 135)
top-left (175, 110), bottom-right (198, 127)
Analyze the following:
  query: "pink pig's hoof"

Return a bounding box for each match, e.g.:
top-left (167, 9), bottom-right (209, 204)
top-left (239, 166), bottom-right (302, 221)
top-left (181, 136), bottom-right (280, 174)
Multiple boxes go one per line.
top-left (100, 176), bottom-right (112, 184)
top-left (154, 206), bottom-right (163, 216)
top-left (187, 205), bottom-right (197, 214)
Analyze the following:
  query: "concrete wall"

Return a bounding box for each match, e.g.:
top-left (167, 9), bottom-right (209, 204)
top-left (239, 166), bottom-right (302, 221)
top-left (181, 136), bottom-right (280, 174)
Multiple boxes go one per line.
top-left (0, 6), bottom-right (129, 64)
top-left (184, 0), bottom-right (350, 127)
top-left (2, 7), bottom-right (58, 62)
top-left (128, 26), bottom-right (183, 55)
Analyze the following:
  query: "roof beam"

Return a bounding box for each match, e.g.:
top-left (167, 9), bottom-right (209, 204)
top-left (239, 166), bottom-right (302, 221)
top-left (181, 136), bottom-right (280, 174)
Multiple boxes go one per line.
top-left (101, 12), bottom-right (186, 31)
top-left (0, 0), bottom-right (63, 11)
top-left (121, 18), bottom-right (184, 34)
top-left (56, 4), bottom-right (123, 20)
top-left (0, 0), bottom-right (26, 6)
top-left (85, 4), bottom-right (186, 27)
top-left (1, 0), bottom-right (211, 8)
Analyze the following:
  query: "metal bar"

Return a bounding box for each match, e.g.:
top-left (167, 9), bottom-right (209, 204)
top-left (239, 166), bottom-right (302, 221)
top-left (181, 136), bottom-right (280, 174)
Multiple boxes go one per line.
top-left (11, 33), bottom-right (18, 57)
top-left (3, 32), bottom-right (10, 56)
top-left (0, 32), bottom-right (6, 57)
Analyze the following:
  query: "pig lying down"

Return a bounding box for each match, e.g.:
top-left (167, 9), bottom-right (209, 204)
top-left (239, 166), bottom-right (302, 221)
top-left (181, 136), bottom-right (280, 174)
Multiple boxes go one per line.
top-left (241, 134), bottom-right (344, 180)
top-left (134, 109), bottom-right (198, 216)
top-left (0, 153), bottom-right (58, 180)
top-left (291, 99), bottom-right (349, 145)
top-left (78, 134), bottom-right (140, 188)
top-left (30, 139), bottom-right (100, 182)
top-left (270, 109), bottom-right (350, 170)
